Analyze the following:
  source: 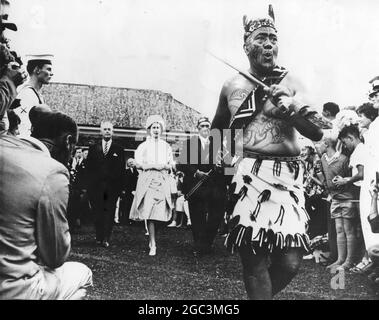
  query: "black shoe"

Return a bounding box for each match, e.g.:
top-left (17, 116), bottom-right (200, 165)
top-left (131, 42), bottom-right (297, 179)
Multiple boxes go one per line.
top-left (96, 240), bottom-right (102, 246)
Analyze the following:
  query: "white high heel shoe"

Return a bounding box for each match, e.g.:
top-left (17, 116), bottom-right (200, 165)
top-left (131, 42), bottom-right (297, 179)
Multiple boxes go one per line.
top-left (149, 244), bottom-right (156, 256)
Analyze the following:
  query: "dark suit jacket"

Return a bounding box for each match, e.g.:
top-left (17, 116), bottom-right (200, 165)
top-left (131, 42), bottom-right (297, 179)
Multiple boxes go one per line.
top-left (86, 140), bottom-right (126, 195)
top-left (71, 158), bottom-right (89, 190)
top-left (177, 135), bottom-right (225, 196)
top-left (124, 167), bottom-right (139, 194)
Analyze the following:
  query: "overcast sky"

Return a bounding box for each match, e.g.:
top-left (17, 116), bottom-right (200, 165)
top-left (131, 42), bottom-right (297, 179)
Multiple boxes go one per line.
top-left (7, 0), bottom-right (379, 118)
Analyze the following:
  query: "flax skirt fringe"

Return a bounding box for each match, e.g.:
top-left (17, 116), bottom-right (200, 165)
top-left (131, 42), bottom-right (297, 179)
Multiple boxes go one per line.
top-left (226, 157), bottom-right (311, 254)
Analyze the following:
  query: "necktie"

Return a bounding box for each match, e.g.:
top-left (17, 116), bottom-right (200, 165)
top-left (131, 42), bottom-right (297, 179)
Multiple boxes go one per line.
top-left (104, 141), bottom-right (109, 156)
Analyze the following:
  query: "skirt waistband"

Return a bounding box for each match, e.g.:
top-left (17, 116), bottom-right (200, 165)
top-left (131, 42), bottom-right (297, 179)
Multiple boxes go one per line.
top-left (243, 150), bottom-right (302, 162)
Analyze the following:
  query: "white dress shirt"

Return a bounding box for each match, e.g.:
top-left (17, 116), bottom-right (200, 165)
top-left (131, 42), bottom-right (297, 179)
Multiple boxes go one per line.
top-left (102, 139), bottom-right (112, 155)
top-left (199, 135), bottom-right (210, 149)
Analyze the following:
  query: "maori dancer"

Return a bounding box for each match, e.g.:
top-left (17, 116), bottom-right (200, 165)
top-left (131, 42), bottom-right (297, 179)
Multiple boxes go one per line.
top-left (211, 6), bottom-right (331, 299)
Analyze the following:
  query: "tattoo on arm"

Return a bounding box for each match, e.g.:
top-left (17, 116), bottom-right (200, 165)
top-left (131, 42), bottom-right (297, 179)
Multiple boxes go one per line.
top-left (212, 89), bottom-right (231, 130)
top-left (229, 89), bottom-right (250, 102)
top-left (228, 89), bottom-right (251, 117)
top-left (229, 104), bottom-right (240, 115)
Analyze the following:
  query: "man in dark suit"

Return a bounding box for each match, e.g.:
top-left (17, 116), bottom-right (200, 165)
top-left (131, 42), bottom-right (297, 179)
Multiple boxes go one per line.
top-left (120, 158), bottom-right (139, 225)
top-left (67, 147), bottom-right (87, 231)
top-left (177, 117), bottom-right (227, 254)
top-left (86, 121), bottom-right (125, 247)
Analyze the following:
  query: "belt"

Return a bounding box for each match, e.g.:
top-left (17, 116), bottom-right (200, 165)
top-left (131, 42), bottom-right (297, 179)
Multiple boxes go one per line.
top-left (243, 150), bottom-right (302, 162)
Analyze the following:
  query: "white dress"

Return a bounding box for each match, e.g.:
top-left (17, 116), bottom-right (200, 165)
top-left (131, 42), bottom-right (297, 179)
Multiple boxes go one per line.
top-left (129, 137), bottom-right (175, 222)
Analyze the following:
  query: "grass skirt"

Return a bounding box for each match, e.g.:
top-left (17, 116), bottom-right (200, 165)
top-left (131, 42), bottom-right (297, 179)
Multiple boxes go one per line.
top-left (226, 157), bottom-right (311, 254)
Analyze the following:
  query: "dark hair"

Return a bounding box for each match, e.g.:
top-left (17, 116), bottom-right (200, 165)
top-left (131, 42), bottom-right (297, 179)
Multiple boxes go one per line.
top-left (305, 145), bottom-right (316, 155)
top-left (29, 105), bottom-right (52, 134)
top-left (7, 110), bottom-right (20, 129)
top-left (338, 124), bottom-right (361, 140)
top-left (26, 59), bottom-right (51, 75)
top-left (10, 51), bottom-right (23, 66)
top-left (356, 102), bottom-right (378, 122)
top-left (31, 110), bottom-right (78, 143)
top-left (0, 44), bottom-right (14, 75)
top-left (323, 102), bottom-right (340, 117)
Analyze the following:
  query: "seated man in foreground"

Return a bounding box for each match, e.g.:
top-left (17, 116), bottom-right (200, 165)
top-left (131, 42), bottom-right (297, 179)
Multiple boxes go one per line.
top-left (0, 107), bottom-right (92, 299)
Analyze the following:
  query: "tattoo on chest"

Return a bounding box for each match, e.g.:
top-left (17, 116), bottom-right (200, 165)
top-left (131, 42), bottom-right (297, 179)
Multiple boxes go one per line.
top-left (243, 116), bottom-right (291, 146)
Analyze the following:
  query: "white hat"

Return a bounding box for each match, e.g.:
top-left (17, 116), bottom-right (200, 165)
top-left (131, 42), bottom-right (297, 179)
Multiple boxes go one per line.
top-left (26, 54), bottom-right (54, 64)
top-left (145, 114), bottom-right (165, 131)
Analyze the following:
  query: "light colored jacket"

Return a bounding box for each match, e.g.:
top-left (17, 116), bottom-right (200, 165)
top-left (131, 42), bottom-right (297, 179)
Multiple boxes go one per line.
top-left (0, 134), bottom-right (71, 299)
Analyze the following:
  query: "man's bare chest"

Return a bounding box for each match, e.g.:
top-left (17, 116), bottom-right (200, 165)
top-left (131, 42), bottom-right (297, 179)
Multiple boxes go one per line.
top-left (238, 110), bottom-right (299, 157)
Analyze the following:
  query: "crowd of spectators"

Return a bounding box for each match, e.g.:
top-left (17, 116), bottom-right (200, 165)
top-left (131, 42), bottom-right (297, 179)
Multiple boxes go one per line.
top-left (302, 98), bottom-right (379, 286)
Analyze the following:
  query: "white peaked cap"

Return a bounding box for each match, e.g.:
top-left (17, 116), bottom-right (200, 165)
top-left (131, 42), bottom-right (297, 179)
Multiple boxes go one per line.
top-left (26, 54), bottom-right (54, 63)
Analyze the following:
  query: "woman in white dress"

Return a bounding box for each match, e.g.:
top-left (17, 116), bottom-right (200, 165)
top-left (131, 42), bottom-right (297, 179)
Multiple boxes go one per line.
top-left (129, 115), bottom-right (175, 256)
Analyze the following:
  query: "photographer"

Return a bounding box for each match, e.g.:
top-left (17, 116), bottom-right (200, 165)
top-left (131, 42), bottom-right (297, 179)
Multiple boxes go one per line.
top-left (0, 44), bottom-right (26, 131)
top-left (0, 107), bottom-right (92, 299)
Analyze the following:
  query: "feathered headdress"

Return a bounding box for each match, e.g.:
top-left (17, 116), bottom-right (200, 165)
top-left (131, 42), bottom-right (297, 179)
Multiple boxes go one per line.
top-left (243, 4), bottom-right (277, 42)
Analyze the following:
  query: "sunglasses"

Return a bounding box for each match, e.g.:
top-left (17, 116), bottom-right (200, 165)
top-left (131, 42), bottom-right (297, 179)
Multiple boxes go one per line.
top-left (199, 124), bottom-right (210, 128)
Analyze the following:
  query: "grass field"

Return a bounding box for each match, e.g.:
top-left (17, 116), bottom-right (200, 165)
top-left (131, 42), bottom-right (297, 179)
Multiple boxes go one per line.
top-left (70, 224), bottom-right (379, 300)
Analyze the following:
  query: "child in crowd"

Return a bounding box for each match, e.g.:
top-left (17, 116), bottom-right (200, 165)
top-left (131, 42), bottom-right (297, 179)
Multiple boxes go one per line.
top-left (168, 170), bottom-right (179, 227)
top-left (318, 131), bottom-right (357, 270)
top-left (175, 171), bottom-right (191, 227)
top-left (334, 124), bottom-right (365, 270)
top-left (168, 171), bottom-right (191, 227)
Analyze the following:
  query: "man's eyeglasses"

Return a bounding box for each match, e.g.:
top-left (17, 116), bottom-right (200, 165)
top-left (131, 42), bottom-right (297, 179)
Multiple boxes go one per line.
top-left (199, 124), bottom-right (210, 128)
